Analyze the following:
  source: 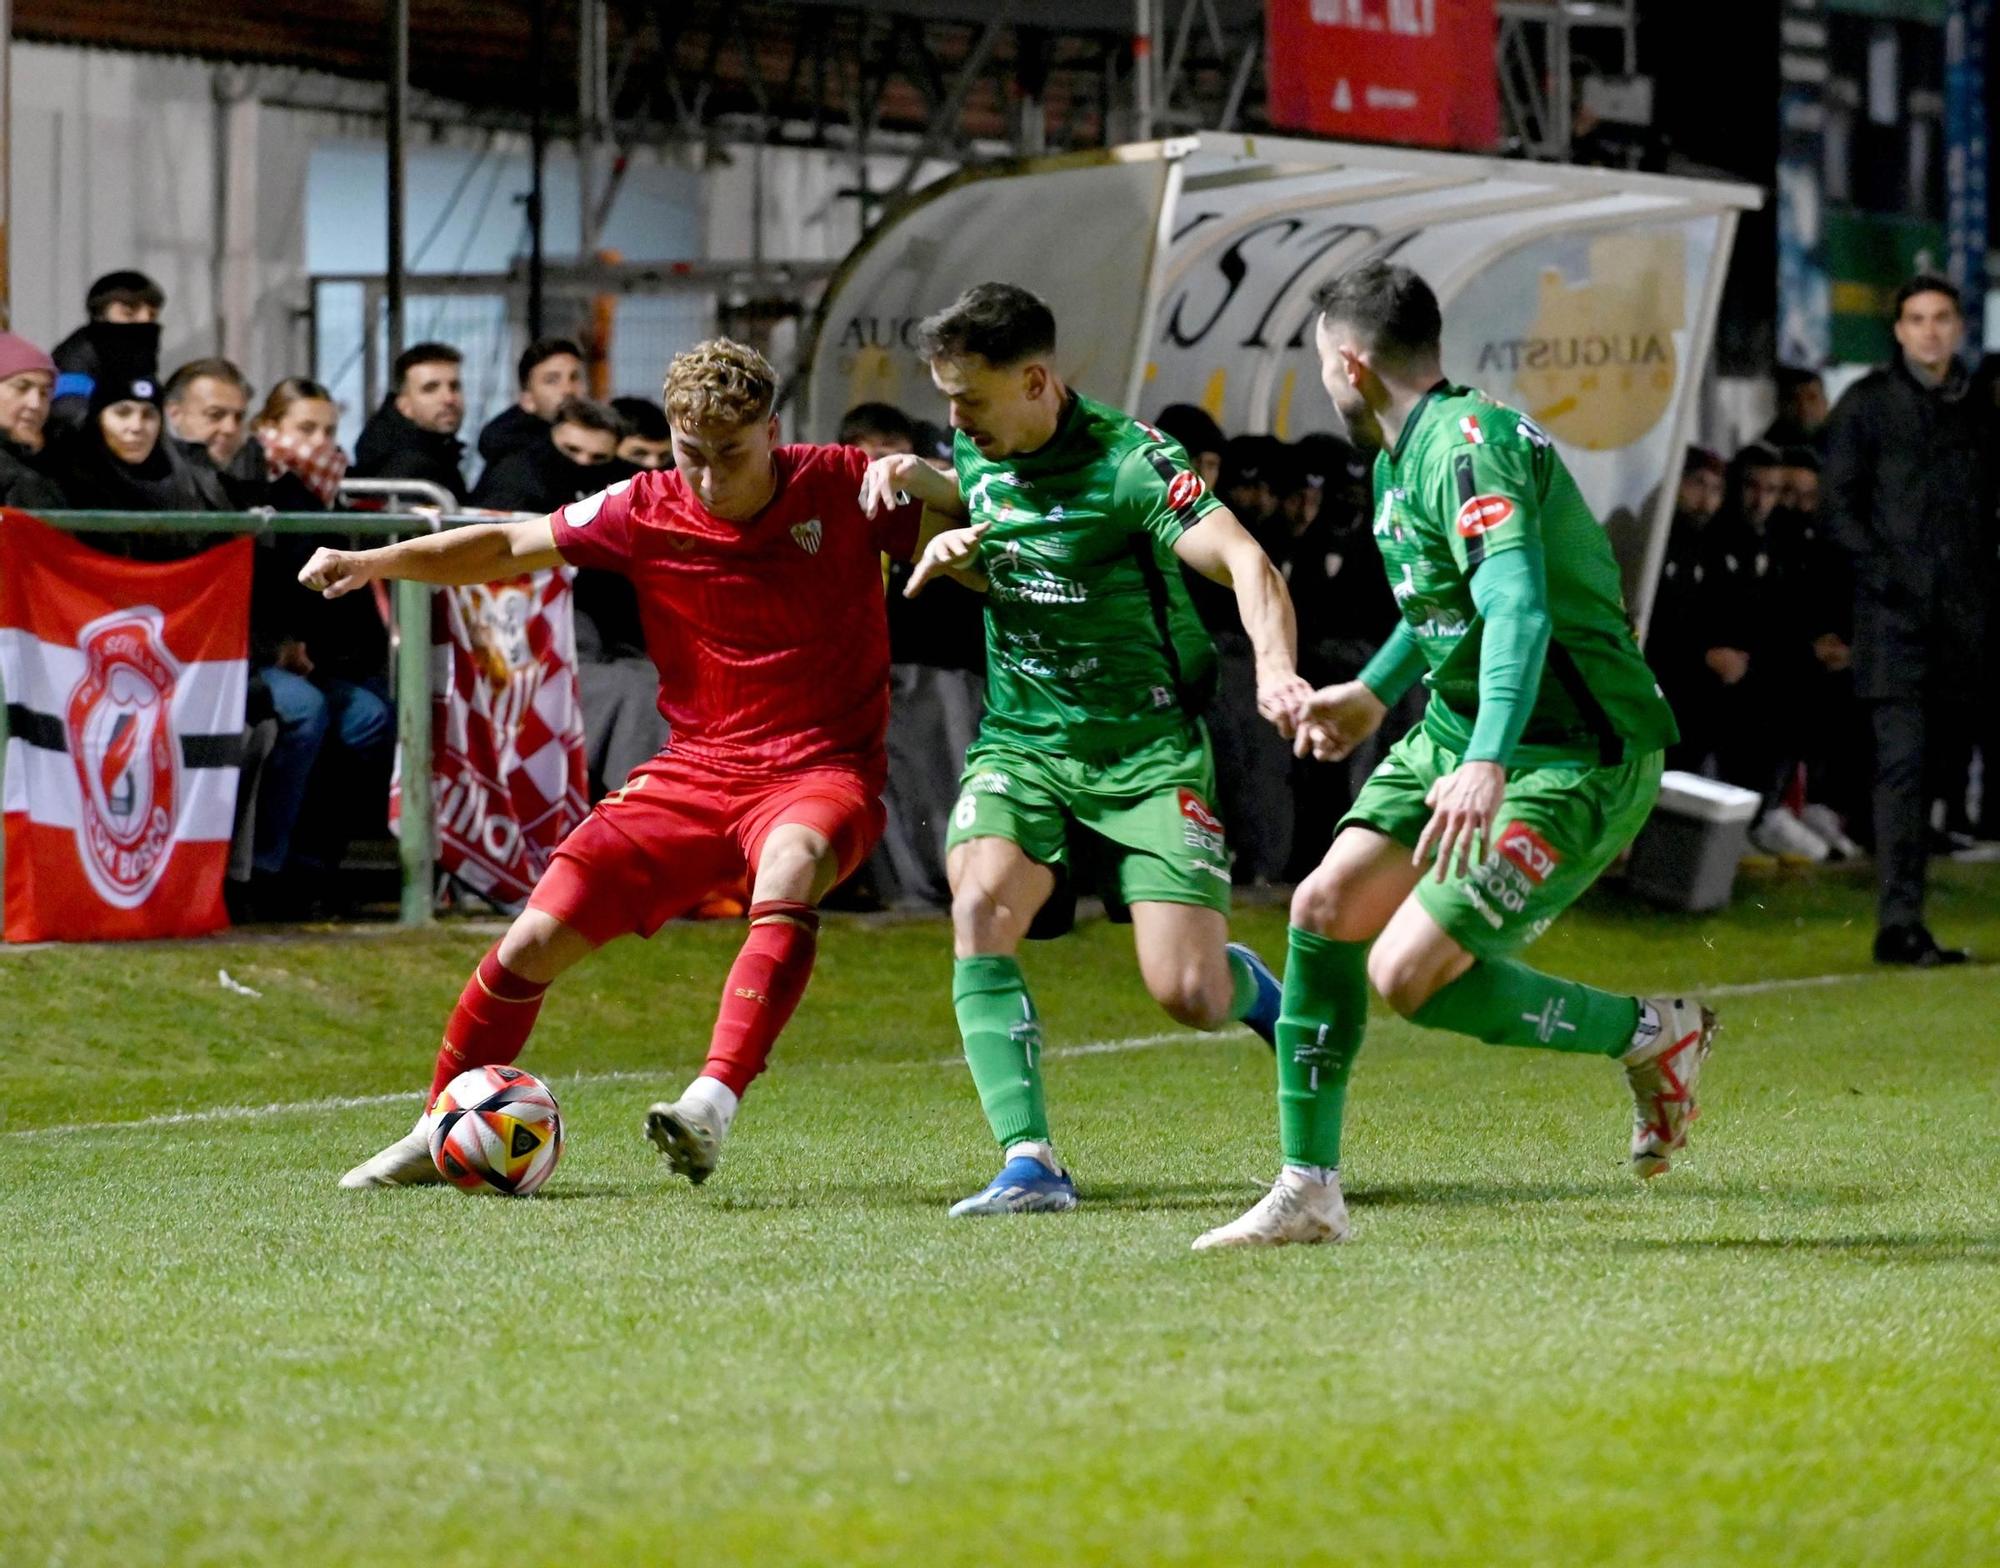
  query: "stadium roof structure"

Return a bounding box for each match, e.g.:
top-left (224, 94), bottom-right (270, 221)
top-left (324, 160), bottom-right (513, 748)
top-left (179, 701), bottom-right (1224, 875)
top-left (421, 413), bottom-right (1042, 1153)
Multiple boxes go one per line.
top-left (9, 0), bottom-right (1255, 150)
top-left (803, 131), bottom-right (1763, 630)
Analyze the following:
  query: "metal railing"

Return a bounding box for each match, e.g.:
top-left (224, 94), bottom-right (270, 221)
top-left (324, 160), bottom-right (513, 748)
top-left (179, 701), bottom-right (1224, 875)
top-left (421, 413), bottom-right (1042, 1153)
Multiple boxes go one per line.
top-left (0, 508), bottom-right (470, 933)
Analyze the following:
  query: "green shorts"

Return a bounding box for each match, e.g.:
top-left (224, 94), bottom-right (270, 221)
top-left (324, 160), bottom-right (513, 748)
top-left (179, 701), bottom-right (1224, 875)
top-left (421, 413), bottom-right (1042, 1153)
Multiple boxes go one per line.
top-left (946, 726), bottom-right (1233, 916)
top-left (1340, 728), bottom-right (1664, 961)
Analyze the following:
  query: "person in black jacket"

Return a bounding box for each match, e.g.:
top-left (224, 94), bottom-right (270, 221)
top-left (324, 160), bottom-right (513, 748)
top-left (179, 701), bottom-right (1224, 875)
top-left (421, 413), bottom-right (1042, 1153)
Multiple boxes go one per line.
top-left (476, 336), bottom-right (587, 471)
top-left (49, 271), bottom-right (164, 436)
top-left (469, 395), bottom-right (626, 512)
top-left (351, 342), bottom-right (468, 502)
top-left (0, 331), bottom-right (66, 508)
top-left (1822, 274), bottom-right (1994, 964)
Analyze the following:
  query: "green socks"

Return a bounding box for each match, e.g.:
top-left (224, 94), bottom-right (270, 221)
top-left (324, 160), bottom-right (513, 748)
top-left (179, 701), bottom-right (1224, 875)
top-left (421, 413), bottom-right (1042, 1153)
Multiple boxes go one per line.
top-left (1411, 958), bottom-right (1639, 1056)
top-left (953, 955), bottom-right (1050, 1147)
top-left (1276, 927), bottom-right (1371, 1169)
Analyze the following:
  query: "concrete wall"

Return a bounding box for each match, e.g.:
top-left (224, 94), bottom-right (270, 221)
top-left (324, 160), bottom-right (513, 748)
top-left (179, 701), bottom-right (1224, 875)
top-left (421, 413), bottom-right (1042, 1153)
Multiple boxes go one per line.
top-left (6, 43), bottom-right (334, 399)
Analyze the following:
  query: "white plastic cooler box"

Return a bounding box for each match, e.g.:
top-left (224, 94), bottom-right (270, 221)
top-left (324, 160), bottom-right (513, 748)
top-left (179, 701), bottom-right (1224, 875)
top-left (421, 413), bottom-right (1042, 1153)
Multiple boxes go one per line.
top-left (1626, 772), bottom-right (1763, 913)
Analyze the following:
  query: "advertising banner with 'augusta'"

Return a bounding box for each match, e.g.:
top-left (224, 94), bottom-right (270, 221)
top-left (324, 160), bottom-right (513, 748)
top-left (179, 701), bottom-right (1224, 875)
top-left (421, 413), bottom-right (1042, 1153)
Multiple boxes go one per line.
top-left (0, 511), bottom-right (250, 942)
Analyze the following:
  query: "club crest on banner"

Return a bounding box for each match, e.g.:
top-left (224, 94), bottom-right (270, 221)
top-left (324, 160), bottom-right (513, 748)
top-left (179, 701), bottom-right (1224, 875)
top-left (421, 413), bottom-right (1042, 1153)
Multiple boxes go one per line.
top-left (791, 518), bottom-right (824, 555)
top-left (64, 608), bottom-right (181, 909)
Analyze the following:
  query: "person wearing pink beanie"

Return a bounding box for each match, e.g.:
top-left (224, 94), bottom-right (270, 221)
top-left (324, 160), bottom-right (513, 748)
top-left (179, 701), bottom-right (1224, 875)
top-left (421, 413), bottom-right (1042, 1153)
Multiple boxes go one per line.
top-left (0, 331), bottom-right (66, 508)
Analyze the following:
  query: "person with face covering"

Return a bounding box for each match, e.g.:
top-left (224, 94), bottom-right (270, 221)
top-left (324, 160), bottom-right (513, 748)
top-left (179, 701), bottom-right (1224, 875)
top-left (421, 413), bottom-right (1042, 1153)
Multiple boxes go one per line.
top-left (50, 271), bottom-right (165, 437)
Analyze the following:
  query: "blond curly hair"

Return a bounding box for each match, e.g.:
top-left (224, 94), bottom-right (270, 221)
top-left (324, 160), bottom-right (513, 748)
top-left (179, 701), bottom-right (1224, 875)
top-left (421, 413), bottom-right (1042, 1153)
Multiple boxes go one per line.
top-left (662, 338), bottom-right (777, 430)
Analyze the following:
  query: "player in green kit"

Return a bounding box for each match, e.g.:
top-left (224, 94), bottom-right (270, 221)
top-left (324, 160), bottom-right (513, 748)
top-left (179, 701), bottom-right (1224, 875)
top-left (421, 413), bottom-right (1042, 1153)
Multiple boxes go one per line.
top-left (859, 282), bottom-right (1308, 1217)
top-left (1193, 262), bottom-right (1719, 1250)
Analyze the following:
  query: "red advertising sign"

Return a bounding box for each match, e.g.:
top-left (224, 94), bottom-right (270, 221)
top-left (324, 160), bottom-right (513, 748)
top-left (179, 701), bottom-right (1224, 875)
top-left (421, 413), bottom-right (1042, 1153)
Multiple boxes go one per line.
top-left (1265, 0), bottom-right (1500, 152)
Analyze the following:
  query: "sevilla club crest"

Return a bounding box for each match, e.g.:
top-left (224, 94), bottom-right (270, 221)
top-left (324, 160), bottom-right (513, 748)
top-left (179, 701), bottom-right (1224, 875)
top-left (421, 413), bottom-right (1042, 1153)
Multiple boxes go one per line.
top-left (65, 608), bottom-right (181, 909)
top-left (791, 518), bottom-right (824, 555)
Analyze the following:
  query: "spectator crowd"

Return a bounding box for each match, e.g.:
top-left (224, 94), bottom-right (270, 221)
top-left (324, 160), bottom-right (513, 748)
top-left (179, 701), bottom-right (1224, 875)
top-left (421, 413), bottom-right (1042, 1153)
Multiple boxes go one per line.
top-left (1, 267), bottom-right (1992, 960)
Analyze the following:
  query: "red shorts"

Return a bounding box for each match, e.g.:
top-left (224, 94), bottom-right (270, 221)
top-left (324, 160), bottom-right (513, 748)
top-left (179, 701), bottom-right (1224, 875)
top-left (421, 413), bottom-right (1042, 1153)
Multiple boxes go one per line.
top-left (528, 751), bottom-right (886, 945)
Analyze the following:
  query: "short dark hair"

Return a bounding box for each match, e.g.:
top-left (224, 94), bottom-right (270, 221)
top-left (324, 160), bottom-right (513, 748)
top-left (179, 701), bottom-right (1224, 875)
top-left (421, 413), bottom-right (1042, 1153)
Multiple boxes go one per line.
top-left (838, 402), bottom-right (916, 446)
top-left (1311, 262), bottom-right (1443, 368)
top-left (519, 336), bottom-right (584, 388)
top-left (393, 342), bottom-right (462, 391)
top-left (551, 396), bottom-right (621, 437)
top-left (1735, 440), bottom-right (1784, 471)
top-left (1773, 364), bottom-right (1823, 402)
top-left (1779, 443), bottom-right (1821, 473)
top-left (611, 395), bottom-right (669, 442)
top-left (1893, 273), bottom-right (1961, 320)
top-left (916, 283), bottom-right (1056, 366)
top-left (1153, 404), bottom-right (1226, 460)
top-left (163, 357), bottom-right (252, 406)
top-left (86, 270), bottom-right (165, 317)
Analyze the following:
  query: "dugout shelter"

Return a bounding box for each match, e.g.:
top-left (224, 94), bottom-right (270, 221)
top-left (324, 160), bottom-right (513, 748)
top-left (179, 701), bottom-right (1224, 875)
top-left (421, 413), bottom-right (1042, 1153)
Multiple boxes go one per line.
top-left (802, 131), bottom-right (1763, 633)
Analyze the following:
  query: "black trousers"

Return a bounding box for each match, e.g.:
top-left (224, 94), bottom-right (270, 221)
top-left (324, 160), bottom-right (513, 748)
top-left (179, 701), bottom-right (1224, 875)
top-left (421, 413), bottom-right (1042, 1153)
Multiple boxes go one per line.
top-left (1869, 695), bottom-right (1967, 928)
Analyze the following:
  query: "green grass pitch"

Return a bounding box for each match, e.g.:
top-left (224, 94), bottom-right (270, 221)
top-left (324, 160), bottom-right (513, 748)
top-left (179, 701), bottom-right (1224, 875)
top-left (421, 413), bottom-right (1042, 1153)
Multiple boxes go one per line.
top-left (4, 863), bottom-right (1998, 1566)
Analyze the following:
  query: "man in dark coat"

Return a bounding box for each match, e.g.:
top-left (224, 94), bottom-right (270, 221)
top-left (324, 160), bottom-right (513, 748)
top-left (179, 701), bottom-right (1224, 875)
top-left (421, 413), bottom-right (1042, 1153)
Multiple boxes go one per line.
top-left (351, 342), bottom-right (468, 503)
top-left (476, 336), bottom-right (588, 470)
top-left (1822, 274), bottom-right (1994, 964)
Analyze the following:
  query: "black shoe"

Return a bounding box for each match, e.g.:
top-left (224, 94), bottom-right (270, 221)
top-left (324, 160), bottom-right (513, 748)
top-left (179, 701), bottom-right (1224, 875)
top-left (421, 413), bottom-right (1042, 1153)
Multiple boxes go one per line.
top-left (1873, 924), bottom-right (1970, 967)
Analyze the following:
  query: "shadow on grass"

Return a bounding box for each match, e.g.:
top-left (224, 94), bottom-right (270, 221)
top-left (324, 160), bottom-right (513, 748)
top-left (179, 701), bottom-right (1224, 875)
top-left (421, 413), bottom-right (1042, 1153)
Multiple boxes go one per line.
top-left (1610, 1233), bottom-right (2000, 1263)
top-left (1349, 1176), bottom-right (1880, 1210)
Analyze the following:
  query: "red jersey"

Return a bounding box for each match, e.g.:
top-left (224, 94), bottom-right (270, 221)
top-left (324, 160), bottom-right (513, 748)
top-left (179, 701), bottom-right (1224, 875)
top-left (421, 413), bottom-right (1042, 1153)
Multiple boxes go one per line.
top-left (550, 444), bottom-right (923, 783)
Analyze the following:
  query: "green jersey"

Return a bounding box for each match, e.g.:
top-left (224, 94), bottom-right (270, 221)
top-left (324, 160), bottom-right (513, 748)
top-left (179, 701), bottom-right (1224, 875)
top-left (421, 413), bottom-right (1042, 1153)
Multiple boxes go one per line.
top-left (1371, 382), bottom-right (1677, 767)
top-left (956, 393), bottom-right (1222, 757)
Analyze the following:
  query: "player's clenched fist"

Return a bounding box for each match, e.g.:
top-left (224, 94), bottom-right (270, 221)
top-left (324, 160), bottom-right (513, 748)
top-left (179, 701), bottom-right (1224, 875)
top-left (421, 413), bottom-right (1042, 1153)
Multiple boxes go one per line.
top-left (298, 546), bottom-right (376, 599)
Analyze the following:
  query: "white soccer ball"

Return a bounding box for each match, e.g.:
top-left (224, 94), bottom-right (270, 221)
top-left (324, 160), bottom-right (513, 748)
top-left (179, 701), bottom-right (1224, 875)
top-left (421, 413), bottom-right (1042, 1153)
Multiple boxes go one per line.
top-left (426, 1065), bottom-right (564, 1196)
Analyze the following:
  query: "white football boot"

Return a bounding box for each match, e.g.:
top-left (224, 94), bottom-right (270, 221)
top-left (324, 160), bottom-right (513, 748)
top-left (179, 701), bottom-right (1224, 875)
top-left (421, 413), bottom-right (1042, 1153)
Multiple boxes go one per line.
top-left (1192, 1167), bottom-right (1351, 1251)
top-left (1624, 998), bottom-right (1719, 1179)
top-left (338, 1114), bottom-right (442, 1189)
top-left (645, 1096), bottom-right (726, 1186)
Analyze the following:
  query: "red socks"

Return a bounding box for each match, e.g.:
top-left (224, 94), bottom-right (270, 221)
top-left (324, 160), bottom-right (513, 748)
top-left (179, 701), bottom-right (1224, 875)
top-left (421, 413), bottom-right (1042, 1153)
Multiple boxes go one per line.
top-left (701, 900), bottom-right (821, 1097)
top-left (428, 944), bottom-right (552, 1107)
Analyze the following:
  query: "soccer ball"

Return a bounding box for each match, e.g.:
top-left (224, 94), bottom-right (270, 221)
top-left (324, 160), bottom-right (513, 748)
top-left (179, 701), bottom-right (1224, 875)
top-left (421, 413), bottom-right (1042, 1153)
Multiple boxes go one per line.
top-left (427, 1065), bottom-right (564, 1196)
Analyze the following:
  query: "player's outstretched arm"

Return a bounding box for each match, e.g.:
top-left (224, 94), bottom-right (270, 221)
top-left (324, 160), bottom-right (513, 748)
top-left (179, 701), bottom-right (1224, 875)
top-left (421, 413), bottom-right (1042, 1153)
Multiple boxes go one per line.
top-left (1173, 508), bottom-right (1309, 733)
top-left (297, 517), bottom-right (564, 598)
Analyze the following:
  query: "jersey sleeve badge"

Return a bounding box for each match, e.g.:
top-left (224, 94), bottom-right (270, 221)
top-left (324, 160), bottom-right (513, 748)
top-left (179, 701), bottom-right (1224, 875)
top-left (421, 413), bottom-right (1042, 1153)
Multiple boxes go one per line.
top-left (1455, 494), bottom-right (1515, 537)
top-left (1167, 470), bottom-right (1208, 513)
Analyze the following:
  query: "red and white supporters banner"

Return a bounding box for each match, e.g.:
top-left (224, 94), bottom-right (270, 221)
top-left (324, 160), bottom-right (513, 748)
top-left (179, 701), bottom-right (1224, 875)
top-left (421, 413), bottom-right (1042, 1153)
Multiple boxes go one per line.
top-left (1265, 0), bottom-right (1500, 151)
top-left (0, 511), bottom-right (251, 942)
top-left (393, 570), bottom-right (588, 910)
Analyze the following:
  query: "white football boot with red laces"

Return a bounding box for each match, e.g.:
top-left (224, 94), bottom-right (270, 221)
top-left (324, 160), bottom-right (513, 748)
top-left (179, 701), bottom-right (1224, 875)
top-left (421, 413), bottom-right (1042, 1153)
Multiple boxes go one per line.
top-left (1623, 998), bottom-right (1718, 1178)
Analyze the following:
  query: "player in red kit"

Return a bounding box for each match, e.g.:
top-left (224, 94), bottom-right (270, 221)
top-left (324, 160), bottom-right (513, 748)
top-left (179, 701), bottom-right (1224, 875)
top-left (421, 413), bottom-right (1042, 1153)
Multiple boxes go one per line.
top-left (305, 340), bottom-right (941, 1189)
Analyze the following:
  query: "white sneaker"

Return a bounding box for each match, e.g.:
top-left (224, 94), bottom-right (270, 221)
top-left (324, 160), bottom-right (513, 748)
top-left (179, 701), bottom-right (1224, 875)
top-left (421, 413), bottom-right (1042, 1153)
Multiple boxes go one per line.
top-left (1751, 807), bottom-right (1830, 863)
top-left (1624, 999), bottom-right (1718, 1179)
top-left (645, 1097), bottom-right (724, 1185)
top-left (338, 1114), bottom-right (442, 1189)
top-left (1798, 803), bottom-right (1864, 860)
top-left (1192, 1168), bottom-right (1351, 1250)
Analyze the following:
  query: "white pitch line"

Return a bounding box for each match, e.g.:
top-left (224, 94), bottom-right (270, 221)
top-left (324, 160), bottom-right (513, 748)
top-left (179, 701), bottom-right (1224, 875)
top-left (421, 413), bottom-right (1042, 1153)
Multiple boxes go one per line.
top-left (3, 965), bottom-right (1969, 1142)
